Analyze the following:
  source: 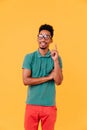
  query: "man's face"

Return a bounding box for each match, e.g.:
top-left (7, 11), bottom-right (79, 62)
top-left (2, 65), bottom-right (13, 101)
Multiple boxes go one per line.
top-left (37, 30), bottom-right (52, 50)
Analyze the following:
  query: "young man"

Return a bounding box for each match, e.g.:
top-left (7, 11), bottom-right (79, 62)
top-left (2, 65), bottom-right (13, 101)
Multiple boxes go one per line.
top-left (22, 24), bottom-right (63, 130)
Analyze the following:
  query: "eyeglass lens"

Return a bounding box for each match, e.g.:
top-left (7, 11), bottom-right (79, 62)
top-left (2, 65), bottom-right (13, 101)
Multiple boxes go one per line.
top-left (38, 34), bottom-right (51, 40)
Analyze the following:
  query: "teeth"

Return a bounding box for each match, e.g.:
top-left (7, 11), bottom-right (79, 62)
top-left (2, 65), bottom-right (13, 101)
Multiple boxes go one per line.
top-left (42, 43), bottom-right (45, 45)
top-left (41, 42), bottom-right (46, 45)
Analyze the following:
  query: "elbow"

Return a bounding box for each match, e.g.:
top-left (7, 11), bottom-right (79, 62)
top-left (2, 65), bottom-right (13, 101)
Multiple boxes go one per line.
top-left (23, 81), bottom-right (27, 86)
top-left (55, 77), bottom-right (63, 86)
top-left (23, 78), bottom-right (32, 86)
top-left (23, 79), bottom-right (28, 86)
top-left (56, 80), bottom-right (62, 85)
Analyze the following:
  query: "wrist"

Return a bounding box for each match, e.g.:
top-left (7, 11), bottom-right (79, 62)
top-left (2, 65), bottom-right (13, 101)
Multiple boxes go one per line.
top-left (54, 59), bottom-right (59, 64)
top-left (47, 75), bottom-right (53, 80)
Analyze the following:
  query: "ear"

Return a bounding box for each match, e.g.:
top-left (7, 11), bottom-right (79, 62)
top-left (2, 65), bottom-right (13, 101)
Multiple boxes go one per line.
top-left (50, 38), bottom-right (53, 43)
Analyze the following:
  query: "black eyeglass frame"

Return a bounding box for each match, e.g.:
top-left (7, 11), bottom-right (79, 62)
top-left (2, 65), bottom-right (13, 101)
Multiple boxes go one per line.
top-left (37, 34), bottom-right (52, 40)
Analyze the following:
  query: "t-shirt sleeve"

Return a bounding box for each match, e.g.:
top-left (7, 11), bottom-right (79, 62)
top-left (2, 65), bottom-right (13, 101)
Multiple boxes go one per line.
top-left (22, 54), bottom-right (32, 70)
top-left (58, 56), bottom-right (63, 69)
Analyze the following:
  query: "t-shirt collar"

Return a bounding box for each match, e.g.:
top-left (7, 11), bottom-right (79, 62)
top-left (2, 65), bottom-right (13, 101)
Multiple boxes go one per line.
top-left (36, 49), bottom-right (51, 57)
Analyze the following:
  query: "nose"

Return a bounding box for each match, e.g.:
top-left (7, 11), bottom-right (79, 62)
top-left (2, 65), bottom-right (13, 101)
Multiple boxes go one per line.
top-left (40, 37), bottom-right (46, 41)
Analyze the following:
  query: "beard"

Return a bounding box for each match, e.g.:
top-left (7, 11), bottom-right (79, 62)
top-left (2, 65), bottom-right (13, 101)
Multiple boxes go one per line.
top-left (40, 47), bottom-right (47, 50)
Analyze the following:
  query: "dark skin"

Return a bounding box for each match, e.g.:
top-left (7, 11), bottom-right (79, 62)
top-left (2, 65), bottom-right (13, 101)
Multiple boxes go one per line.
top-left (22, 30), bottom-right (63, 86)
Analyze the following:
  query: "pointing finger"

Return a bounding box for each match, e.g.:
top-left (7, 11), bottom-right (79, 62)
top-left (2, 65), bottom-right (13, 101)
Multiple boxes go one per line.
top-left (55, 44), bottom-right (57, 50)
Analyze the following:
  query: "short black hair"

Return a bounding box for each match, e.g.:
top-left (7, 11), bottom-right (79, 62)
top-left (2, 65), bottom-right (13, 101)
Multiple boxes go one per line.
top-left (39, 24), bottom-right (54, 37)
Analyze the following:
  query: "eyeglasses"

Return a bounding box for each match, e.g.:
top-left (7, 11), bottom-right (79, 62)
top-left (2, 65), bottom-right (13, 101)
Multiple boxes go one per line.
top-left (38, 34), bottom-right (51, 40)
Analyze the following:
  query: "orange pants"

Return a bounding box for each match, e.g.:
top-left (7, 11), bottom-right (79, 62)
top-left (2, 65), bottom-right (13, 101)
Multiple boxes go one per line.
top-left (24, 104), bottom-right (57, 130)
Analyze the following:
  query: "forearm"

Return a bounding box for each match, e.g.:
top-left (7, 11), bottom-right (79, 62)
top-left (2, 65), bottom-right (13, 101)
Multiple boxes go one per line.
top-left (23, 75), bottom-right (52, 86)
top-left (53, 60), bottom-right (63, 85)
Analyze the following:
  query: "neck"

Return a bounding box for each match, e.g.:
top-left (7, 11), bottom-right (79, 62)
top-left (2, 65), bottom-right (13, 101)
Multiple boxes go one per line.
top-left (38, 48), bottom-right (49, 56)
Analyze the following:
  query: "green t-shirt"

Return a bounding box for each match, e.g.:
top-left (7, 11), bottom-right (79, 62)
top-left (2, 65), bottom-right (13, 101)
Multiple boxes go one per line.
top-left (22, 50), bottom-right (62, 106)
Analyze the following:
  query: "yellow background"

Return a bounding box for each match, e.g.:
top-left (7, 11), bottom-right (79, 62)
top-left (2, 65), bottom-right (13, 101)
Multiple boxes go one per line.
top-left (0, 0), bottom-right (87, 130)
